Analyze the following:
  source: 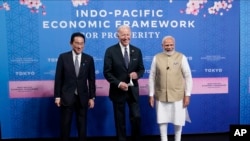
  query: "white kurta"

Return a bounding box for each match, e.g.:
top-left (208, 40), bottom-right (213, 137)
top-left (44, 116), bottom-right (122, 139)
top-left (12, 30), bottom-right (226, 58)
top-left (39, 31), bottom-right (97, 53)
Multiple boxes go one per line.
top-left (149, 51), bottom-right (193, 126)
top-left (156, 100), bottom-right (191, 126)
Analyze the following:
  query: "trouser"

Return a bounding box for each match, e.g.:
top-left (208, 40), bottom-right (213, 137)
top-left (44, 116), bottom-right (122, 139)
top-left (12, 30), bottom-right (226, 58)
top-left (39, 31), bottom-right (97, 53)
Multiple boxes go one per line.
top-left (112, 98), bottom-right (141, 141)
top-left (159, 123), bottom-right (183, 141)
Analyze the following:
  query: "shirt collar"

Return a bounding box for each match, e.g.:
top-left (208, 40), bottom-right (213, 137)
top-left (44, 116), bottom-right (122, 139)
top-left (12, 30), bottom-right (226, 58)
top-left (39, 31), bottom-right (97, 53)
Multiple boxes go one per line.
top-left (72, 51), bottom-right (82, 58)
top-left (119, 43), bottom-right (129, 50)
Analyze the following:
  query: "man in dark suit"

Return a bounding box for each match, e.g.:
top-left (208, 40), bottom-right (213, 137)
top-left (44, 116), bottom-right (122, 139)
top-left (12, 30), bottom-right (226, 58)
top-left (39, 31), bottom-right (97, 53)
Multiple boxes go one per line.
top-left (103, 25), bottom-right (145, 141)
top-left (54, 32), bottom-right (96, 141)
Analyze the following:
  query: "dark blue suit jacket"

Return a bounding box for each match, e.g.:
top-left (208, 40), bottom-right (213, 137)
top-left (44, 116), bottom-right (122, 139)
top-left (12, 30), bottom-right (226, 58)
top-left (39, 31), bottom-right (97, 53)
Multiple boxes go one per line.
top-left (103, 43), bottom-right (145, 102)
top-left (54, 51), bottom-right (96, 106)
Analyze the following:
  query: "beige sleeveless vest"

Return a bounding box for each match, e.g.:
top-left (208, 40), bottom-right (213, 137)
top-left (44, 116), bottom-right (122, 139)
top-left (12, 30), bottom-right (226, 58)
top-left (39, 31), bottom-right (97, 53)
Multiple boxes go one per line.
top-left (154, 52), bottom-right (185, 102)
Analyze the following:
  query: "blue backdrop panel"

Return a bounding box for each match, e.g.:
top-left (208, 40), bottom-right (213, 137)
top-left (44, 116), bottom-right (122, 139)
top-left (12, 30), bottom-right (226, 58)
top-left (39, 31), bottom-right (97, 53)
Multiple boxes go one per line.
top-left (0, 0), bottom-right (240, 139)
top-left (240, 1), bottom-right (250, 124)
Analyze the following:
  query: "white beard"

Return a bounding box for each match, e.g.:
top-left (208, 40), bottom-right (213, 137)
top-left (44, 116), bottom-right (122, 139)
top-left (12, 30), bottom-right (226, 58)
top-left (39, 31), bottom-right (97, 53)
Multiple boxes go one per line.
top-left (164, 50), bottom-right (175, 55)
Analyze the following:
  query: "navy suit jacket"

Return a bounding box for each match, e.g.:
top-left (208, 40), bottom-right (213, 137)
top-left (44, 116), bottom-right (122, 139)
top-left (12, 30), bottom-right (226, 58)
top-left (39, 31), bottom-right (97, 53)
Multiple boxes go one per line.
top-left (103, 43), bottom-right (145, 102)
top-left (54, 51), bottom-right (96, 106)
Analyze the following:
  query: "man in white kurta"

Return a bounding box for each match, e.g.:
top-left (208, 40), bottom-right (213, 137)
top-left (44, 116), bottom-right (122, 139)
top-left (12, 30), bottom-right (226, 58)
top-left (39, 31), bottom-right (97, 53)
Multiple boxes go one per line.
top-left (148, 36), bottom-right (193, 141)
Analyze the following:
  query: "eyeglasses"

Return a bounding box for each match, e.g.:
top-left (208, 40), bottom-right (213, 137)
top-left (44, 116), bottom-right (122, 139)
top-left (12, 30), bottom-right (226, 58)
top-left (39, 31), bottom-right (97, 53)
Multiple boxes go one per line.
top-left (166, 44), bottom-right (174, 47)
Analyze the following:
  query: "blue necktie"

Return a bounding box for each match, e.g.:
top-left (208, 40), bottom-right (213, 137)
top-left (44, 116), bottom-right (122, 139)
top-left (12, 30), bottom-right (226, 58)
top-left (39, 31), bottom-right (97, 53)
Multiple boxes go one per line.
top-left (124, 47), bottom-right (129, 68)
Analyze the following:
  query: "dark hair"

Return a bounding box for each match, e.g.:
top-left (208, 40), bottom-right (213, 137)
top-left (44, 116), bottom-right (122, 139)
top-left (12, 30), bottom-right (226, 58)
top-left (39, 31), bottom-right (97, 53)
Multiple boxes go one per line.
top-left (70, 32), bottom-right (85, 44)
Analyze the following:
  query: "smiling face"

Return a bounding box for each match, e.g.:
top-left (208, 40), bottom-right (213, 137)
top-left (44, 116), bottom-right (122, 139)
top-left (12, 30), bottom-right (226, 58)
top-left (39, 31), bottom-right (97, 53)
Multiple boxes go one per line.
top-left (162, 37), bottom-right (175, 52)
top-left (117, 25), bottom-right (131, 47)
top-left (70, 33), bottom-right (85, 55)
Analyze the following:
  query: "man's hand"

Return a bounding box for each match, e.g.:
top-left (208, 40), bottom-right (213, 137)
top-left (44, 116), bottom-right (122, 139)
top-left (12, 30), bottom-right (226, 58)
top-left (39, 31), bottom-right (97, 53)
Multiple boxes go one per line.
top-left (119, 82), bottom-right (129, 91)
top-left (55, 98), bottom-right (61, 107)
top-left (129, 72), bottom-right (138, 79)
top-left (183, 96), bottom-right (190, 107)
top-left (149, 96), bottom-right (154, 108)
top-left (88, 99), bottom-right (95, 109)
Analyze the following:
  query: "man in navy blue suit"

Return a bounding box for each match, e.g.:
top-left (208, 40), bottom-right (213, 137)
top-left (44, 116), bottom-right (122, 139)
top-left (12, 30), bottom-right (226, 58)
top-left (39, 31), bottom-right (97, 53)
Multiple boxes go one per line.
top-left (103, 25), bottom-right (145, 141)
top-left (54, 32), bottom-right (96, 141)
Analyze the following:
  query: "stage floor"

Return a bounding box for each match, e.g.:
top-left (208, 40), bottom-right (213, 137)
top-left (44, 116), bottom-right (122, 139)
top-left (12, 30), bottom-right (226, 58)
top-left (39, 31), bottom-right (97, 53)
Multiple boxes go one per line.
top-left (2, 132), bottom-right (229, 141)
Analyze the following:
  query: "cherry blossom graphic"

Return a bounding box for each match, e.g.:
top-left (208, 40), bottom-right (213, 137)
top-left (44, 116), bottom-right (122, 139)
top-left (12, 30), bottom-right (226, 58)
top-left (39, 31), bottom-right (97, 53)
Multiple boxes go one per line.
top-left (19, 0), bottom-right (46, 15)
top-left (0, 2), bottom-right (10, 11)
top-left (71, 0), bottom-right (89, 7)
top-left (1, 0), bottom-right (234, 17)
top-left (180, 0), bottom-right (234, 17)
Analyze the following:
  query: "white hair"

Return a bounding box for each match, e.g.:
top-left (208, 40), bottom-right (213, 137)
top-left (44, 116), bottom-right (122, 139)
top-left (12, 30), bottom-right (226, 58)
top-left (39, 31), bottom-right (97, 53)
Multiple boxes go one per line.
top-left (162, 35), bottom-right (175, 44)
top-left (116, 25), bottom-right (131, 37)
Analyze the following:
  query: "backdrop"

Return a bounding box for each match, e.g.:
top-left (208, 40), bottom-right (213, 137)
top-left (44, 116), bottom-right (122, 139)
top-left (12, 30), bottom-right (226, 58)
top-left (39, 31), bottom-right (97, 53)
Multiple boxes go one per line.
top-left (0, 0), bottom-right (241, 139)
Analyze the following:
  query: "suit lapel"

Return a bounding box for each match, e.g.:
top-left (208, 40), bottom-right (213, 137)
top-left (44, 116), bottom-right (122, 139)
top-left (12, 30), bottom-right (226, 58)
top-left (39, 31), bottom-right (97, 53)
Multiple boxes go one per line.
top-left (128, 45), bottom-right (134, 68)
top-left (115, 45), bottom-right (128, 69)
top-left (66, 52), bottom-right (77, 77)
top-left (79, 53), bottom-right (84, 76)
